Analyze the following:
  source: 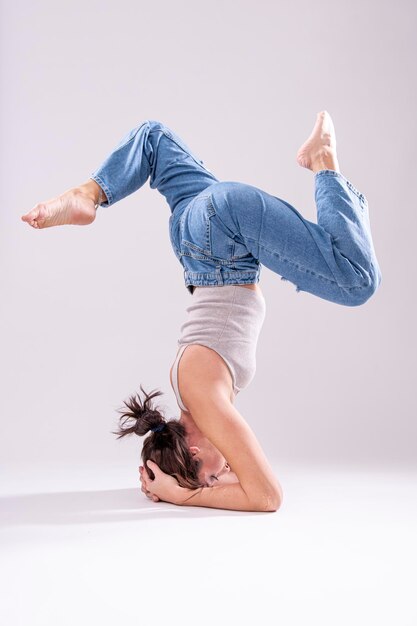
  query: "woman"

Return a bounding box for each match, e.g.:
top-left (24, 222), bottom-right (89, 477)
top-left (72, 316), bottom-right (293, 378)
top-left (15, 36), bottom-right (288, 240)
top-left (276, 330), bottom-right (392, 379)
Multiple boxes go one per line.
top-left (21, 111), bottom-right (382, 512)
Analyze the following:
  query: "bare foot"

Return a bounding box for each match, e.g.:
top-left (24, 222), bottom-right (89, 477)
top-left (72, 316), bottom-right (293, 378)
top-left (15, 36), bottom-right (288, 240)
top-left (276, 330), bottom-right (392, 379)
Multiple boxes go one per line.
top-left (21, 188), bottom-right (97, 229)
top-left (296, 110), bottom-right (340, 173)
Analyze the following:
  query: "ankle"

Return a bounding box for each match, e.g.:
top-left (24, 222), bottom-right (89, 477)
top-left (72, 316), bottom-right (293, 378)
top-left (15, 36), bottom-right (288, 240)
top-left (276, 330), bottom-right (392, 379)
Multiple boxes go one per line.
top-left (76, 179), bottom-right (103, 204)
top-left (311, 149), bottom-right (340, 173)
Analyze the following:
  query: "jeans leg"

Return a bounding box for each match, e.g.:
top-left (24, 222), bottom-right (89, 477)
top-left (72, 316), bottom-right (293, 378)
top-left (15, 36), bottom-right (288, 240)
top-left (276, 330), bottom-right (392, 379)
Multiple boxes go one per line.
top-left (208, 173), bottom-right (382, 307)
top-left (89, 120), bottom-right (219, 214)
top-left (313, 170), bottom-right (382, 299)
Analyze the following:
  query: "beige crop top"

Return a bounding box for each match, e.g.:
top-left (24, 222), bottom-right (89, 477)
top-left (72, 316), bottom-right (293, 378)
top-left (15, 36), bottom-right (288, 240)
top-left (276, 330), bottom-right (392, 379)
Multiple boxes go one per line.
top-left (170, 285), bottom-right (266, 412)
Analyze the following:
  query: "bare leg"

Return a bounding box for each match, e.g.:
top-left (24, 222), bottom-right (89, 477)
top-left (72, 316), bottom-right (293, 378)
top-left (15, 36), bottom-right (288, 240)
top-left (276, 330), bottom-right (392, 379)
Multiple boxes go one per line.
top-left (21, 178), bottom-right (105, 229)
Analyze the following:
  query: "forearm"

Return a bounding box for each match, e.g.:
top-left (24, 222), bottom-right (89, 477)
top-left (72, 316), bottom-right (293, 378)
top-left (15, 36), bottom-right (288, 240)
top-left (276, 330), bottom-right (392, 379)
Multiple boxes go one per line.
top-left (176, 481), bottom-right (279, 512)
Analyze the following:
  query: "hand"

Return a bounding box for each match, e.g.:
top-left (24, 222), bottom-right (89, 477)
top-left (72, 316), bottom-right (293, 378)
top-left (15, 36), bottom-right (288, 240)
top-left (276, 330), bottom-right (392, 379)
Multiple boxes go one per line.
top-left (139, 465), bottom-right (160, 502)
top-left (139, 460), bottom-right (186, 505)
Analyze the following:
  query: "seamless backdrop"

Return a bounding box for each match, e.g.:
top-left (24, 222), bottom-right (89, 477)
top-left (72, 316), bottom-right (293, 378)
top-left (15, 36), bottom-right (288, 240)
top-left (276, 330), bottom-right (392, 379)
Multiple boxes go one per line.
top-left (1, 0), bottom-right (415, 476)
top-left (1, 3), bottom-right (417, 625)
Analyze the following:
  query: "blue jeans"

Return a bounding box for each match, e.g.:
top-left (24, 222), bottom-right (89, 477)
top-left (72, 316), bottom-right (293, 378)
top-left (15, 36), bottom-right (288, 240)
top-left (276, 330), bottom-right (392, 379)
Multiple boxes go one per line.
top-left (90, 120), bottom-right (382, 306)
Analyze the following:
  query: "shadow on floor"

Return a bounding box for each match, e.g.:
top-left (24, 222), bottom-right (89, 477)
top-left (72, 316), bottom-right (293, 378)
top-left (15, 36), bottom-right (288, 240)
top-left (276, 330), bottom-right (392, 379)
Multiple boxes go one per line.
top-left (0, 488), bottom-right (253, 526)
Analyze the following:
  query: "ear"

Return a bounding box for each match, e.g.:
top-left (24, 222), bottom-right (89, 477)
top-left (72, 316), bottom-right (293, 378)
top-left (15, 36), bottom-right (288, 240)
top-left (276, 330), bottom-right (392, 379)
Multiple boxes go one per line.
top-left (189, 446), bottom-right (201, 456)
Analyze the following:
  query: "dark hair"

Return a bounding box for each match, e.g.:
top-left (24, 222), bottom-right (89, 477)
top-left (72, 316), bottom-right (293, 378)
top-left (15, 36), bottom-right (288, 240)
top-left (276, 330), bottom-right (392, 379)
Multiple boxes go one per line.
top-left (113, 384), bottom-right (204, 489)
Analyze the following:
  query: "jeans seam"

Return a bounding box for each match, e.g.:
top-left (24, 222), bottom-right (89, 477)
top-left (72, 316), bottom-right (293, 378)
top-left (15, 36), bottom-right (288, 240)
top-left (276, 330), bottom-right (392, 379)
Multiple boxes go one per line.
top-left (315, 169), bottom-right (366, 204)
top-left (155, 128), bottom-right (212, 173)
top-left (243, 234), bottom-right (337, 284)
top-left (111, 122), bottom-right (152, 168)
top-left (184, 270), bottom-right (258, 277)
top-left (181, 248), bottom-right (235, 265)
top-left (252, 237), bottom-right (369, 291)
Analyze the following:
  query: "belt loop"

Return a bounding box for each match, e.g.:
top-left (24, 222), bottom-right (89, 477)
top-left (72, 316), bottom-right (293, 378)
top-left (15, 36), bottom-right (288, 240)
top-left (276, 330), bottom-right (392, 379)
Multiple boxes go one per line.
top-left (216, 265), bottom-right (224, 286)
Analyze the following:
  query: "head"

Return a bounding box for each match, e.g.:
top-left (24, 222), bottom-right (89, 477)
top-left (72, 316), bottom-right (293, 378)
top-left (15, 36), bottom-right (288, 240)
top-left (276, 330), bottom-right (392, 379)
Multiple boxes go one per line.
top-left (113, 385), bottom-right (234, 488)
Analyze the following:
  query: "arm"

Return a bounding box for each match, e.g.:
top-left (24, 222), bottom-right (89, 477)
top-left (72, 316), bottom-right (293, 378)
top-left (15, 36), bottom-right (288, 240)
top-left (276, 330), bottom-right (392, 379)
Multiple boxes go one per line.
top-left (179, 405), bottom-right (282, 512)
top-left (180, 479), bottom-right (279, 512)
top-left (179, 349), bottom-right (283, 512)
top-left (142, 461), bottom-right (279, 512)
top-left (143, 348), bottom-right (283, 512)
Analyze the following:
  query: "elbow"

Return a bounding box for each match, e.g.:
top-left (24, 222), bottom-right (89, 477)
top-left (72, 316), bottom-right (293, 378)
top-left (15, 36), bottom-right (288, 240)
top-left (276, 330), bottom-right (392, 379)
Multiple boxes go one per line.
top-left (252, 486), bottom-right (283, 513)
top-left (267, 481), bottom-right (284, 512)
top-left (266, 489), bottom-right (283, 512)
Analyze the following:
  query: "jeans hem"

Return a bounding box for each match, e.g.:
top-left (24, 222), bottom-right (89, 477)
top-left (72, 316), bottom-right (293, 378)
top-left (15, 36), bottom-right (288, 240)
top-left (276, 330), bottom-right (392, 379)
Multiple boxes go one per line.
top-left (315, 169), bottom-right (367, 204)
top-left (90, 174), bottom-right (112, 206)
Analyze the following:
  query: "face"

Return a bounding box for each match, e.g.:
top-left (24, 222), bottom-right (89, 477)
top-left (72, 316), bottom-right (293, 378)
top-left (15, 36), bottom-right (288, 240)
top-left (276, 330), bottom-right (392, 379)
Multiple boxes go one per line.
top-left (190, 439), bottom-right (238, 487)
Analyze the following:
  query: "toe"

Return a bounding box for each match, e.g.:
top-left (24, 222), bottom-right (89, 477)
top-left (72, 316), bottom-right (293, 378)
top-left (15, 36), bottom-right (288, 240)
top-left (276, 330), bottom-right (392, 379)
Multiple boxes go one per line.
top-left (22, 208), bottom-right (39, 224)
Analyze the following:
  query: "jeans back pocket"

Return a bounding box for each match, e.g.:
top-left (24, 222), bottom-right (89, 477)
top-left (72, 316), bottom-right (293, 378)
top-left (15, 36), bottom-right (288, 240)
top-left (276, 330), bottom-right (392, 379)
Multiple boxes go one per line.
top-left (179, 195), bottom-right (232, 262)
top-left (180, 193), bottom-right (255, 267)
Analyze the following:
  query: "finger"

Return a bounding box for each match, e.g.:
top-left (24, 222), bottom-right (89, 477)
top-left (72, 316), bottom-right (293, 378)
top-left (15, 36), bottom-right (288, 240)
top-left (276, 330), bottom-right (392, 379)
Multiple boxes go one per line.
top-left (141, 486), bottom-right (153, 500)
top-left (146, 459), bottom-right (160, 475)
top-left (140, 467), bottom-right (156, 499)
top-left (140, 471), bottom-right (149, 488)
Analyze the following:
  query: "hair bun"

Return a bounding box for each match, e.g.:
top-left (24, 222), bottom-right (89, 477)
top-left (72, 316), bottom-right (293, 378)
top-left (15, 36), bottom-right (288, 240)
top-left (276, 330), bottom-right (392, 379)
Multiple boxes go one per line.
top-left (150, 422), bottom-right (166, 433)
top-left (113, 386), bottom-right (166, 439)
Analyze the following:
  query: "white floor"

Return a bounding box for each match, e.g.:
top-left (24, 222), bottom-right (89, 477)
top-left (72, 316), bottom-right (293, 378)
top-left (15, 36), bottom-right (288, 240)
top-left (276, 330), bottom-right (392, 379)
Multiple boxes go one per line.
top-left (1, 463), bottom-right (416, 626)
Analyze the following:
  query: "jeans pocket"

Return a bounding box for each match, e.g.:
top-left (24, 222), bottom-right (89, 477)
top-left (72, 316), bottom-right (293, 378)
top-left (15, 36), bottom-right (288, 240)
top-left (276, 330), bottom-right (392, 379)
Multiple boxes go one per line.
top-left (229, 235), bottom-right (253, 260)
top-left (180, 195), bottom-right (215, 255)
top-left (180, 195), bottom-right (238, 263)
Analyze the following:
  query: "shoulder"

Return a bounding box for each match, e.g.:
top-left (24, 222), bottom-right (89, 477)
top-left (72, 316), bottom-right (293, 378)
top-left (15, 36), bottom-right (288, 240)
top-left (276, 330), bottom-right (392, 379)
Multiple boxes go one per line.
top-left (178, 344), bottom-right (234, 407)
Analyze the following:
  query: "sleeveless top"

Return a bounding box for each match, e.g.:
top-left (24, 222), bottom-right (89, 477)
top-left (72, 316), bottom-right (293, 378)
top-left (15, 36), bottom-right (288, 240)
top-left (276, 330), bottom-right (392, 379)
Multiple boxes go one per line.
top-left (170, 285), bottom-right (266, 412)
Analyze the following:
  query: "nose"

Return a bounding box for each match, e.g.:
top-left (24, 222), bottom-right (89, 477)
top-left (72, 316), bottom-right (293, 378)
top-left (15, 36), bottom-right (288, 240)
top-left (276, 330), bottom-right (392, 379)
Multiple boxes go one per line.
top-left (222, 471), bottom-right (238, 484)
top-left (222, 463), bottom-right (231, 474)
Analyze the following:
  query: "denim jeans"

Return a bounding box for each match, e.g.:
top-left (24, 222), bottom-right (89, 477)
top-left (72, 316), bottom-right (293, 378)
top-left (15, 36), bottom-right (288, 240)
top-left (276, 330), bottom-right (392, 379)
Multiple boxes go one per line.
top-left (90, 120), bottom-right (382, 306)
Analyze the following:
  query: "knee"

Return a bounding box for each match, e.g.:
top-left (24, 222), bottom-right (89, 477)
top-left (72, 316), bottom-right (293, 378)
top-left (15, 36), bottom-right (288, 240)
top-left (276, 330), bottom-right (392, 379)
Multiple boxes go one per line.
top-left (145, 119), bottom-right (166, 133)
top-left (345, 265), bottom-right (382, 306)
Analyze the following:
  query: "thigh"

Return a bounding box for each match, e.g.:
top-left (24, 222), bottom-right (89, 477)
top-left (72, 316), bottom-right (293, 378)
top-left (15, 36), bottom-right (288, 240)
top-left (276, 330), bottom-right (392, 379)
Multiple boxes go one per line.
top-left (207, 181), bottom-right (375, 306)
top-left (91, 119), bottom-right (220, 215)
top-left (147, 121), bottom-right (220, 214)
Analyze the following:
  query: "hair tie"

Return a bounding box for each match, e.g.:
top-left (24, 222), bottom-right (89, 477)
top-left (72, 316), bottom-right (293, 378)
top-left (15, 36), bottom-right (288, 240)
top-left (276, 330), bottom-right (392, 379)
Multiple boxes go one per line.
top-left (150, 423), bottom-right (166, 433)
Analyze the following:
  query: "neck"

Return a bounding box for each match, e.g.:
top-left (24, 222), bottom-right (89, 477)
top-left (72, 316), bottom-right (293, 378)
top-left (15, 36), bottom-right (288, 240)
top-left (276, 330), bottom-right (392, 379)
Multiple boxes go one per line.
top-left (179, 411), bottom-right (202, 444)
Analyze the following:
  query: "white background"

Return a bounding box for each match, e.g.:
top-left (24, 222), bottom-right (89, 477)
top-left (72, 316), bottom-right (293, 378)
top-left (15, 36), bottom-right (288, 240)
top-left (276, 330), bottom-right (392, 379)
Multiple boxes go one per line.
top-left (1, 1), bottom-right (416, 624)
